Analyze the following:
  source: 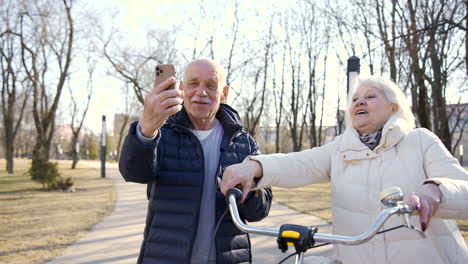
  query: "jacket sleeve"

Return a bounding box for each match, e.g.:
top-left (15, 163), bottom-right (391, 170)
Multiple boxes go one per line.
top-left (252, 141), bottom-right (333, 189)
top-left (118, 121), bottom-right (159, 184)
top-left (238, 134), bottom-right (273, 222)
top-left (420, 129), bottom-right (468, 219)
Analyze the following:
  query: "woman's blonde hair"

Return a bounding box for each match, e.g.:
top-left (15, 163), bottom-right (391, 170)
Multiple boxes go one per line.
top-left (345, 76), bottom-right (416, 129)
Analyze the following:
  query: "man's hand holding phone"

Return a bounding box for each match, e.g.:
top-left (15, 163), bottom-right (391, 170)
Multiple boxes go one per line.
top-left (139, 65), bottom-right (183, 138)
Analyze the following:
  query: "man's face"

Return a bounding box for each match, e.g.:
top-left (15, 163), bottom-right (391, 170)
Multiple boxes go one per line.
top-left (183, 61), bottom-right (228, 125)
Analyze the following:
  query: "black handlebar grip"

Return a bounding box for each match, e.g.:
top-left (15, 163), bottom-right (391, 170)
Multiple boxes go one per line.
top-left (226, 188), bottom-right (243, 205)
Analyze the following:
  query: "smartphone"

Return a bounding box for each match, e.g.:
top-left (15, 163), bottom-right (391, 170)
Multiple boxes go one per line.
top-left (155, 64), bottom-right (176, 90)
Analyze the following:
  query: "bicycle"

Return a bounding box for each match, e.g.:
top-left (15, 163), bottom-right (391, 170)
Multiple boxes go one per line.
top-left (225, 186), bottom-right (426, 264)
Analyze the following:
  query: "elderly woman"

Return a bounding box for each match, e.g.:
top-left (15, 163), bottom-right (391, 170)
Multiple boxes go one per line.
top-left (221, 76), bottom-right (468, 264)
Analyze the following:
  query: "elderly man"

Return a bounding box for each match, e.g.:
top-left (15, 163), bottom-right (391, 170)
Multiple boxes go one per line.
top-left (119, 58), bottom-right (272, 264)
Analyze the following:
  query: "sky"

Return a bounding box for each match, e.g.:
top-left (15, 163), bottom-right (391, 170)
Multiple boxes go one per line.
top-left (68, 0), bottom-right (350, 135)
top-left (65, 0), bottom-right (466, 135)
top-left (67, 0), bottom-right (239, 134)
top-left (64, 0), bottom-right (269, 134)
top-left (62, 0), bottom-right (183, 133)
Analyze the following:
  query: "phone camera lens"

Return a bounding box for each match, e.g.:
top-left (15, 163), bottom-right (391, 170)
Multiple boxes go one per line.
top-left (156, 67), bottom-right (163, 76)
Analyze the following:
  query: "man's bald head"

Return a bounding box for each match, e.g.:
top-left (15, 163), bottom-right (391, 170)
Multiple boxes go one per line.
top-left (184, 58), bottom-right (227, 87)
top-left (181, 58), bottom-right (230, 130)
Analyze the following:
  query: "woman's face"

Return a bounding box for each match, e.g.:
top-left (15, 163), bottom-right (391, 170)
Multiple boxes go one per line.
top-left (350, 84), bottom-right (396, 134)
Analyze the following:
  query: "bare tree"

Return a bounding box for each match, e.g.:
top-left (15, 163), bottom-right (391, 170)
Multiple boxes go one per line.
top-left (335, 0), bottom-right (466, 153)
top-left (374, 0), bottom-right (399, 80)
top-left (0, 3), bottom-right (30, 173)
top-left (18, 0), bottom-right (74, 162)
top-left (115, 111), bottom-right (130, 161)
top-left (425, 0), bottom-right (465, 152)
top-left (285, 25), bottom-right (307, 152)
top-left (448, 102), bottom-right (468, 154)
top-left (68, 55), bottom-right (94, 169)
top-left (115, 84), bottom-right (139, 162)
top-left (103, 27), bottom-right (179, 105)
top-left (317, 34), bottom-right (330, 146)
top-left (398, 0), bottom-right (465, 151)
top-left (225, 0), bottom-right (240, 86)
top-left (242, 20), bottom-right (273, 137)
top-left (299, 0), bottom-right (326, 148)
top-left (273, 38), bottom-right (287, 153)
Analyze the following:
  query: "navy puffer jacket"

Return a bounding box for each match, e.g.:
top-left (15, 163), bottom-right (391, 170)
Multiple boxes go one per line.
top-left (119, 104), bottom-right (273, 264)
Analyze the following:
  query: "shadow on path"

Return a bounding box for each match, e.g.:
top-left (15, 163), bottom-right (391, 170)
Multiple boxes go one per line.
top-left (47, 167), bottom-right (146, 264)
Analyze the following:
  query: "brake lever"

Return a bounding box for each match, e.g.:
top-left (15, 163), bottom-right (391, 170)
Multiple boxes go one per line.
top-left (399, 203), bottom-right (426, 239)
top-left (380, 187), bottom-right (427, 239)
top-left (409, 225), bottom-right (426, 239)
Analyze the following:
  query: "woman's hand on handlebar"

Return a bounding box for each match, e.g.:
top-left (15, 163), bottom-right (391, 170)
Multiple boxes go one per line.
top-left (408, 183), bottom-right (442, 231)
top-left (221, 157), bottom-right (263, 203)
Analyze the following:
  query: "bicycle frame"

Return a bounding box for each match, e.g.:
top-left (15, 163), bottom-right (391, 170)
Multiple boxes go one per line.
top-left (226, 187), bottom-right (425, 264)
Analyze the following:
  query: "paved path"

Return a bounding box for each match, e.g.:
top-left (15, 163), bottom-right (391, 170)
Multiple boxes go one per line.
top-left (48, 164), bottom-right (334, 264)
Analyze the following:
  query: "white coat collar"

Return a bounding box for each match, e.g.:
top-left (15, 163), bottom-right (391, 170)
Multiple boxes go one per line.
top-left (339, 115), bottom-right (413, 161)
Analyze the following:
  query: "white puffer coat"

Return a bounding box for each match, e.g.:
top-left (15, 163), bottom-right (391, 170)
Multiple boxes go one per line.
top-left (253, 115), bottom-right (468, 264)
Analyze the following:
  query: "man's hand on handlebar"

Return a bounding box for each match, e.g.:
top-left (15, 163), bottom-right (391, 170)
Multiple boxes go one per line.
top-left (221, 157), bottom-right (263, 203)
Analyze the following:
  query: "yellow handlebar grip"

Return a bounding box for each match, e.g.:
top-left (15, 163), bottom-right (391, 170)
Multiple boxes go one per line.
top-left (281, 230), bottom-right (300, 239)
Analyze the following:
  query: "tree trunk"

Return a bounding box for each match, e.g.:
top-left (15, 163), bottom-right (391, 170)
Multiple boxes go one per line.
top-left (405, 1), bottom-right (431, 129)
top-left (274, 125), bottom-right (280, 153)
top-left (374, 0), bottom-right (398, 81)
top-left (5, 139), bottom-right (14, 174)
top-left (71, 137), bottom-right (78, 169)
top-left (72, 156), bottom-right (78, 169)
top-left (21, 0), bottom-right (74, 165)
top-left (426, 5), bottom-right (452, 152)
top-left (32, 141), bottom-right (48, 162)
top-left (116, 115), bottom-right (130, 162)
top-left (3, 115), bottom-right (14, 173)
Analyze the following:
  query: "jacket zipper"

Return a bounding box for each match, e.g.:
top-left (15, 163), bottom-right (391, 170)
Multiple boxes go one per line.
top-left (173, 124), bottom-right (204, 264)
top-left (212, 129), bottom-right (243, 263)
top-left (216, 128), bottom-right (243, 188)
top-left (174, 123), bottom-right (243, 264)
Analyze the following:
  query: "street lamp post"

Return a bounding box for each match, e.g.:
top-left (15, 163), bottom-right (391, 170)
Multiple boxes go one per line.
top-left (101, 115), bottom-right (107, 178)
top-left (57, 144), bottom-right (63, 160)
top-left (347, 56), bottom-right (360, 99)
top-left (460, 145), bottom-right (464, 166)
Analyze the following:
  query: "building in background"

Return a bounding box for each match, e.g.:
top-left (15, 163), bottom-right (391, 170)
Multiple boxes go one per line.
top-left (447, 103), bottom-right (468, 165)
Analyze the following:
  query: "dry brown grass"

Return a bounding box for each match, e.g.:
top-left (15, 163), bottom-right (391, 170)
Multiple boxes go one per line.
top-left (458, 220), bottom-right (468, 244)
top-left (273, 181), bottom-right (468, 245)
top-left (273, 182), bottom-right (333, 222)
top-left (0, 159), bottom-right (116, 264)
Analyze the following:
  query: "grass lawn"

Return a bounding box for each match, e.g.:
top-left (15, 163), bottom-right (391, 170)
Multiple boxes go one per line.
top-left (273, 181), bottom-right (468, 245)
top-left (0, 159), bottom-right (116, 264)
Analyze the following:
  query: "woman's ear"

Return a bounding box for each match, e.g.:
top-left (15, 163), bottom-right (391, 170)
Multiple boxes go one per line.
top-left (392, 103), bottom-right (398, 112)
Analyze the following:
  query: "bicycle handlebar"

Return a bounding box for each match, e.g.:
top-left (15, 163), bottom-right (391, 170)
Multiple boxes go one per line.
top-left (226, 187), bottom-right (424, 247)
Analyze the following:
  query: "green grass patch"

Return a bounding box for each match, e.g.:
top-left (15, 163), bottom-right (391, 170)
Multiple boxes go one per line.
top-left (0, 159), bottom-right (116, 264)
top-left (273, 181), bottom-right (468, 245)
